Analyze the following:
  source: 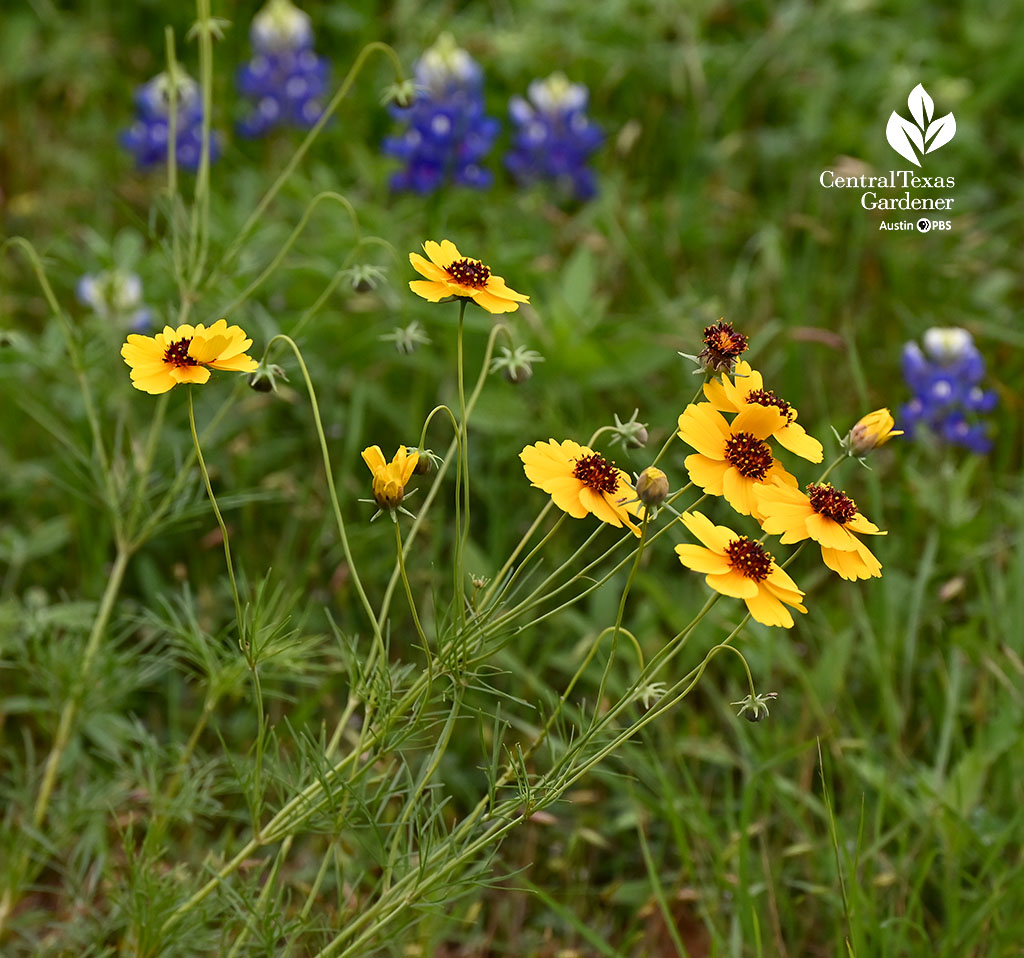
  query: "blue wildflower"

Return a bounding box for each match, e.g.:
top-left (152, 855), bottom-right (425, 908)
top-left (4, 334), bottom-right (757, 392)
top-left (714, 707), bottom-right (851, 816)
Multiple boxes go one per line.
top-left (120, 72), bottom-right (219, 172)
top-left (505, 72), bottom-right (603, 201)
top-left (237, 0), bottom-right (330, 137)
top-left (899, 327), bottom-right (997, 454)
top-left (77, 270), bottom-right (152, 331)
top-left (382, 34), bottom-right (499, 193)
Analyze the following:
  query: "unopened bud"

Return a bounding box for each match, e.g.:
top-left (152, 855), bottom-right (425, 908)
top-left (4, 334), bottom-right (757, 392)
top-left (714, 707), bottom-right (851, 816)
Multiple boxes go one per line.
top-left (845, 408), bottom-right (903, 457)
top-left (610, 409), bottom-right (649, 449)
top-left (248, 360), bottom-right (288, 394)
top-left (635, 466), bottom-right (669, 506)
top-left (490, 345), bottom-right (544, 385)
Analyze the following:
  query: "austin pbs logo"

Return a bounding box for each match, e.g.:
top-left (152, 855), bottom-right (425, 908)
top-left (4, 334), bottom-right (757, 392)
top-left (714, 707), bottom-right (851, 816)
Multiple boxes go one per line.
top-left (886, 84), bottom-right (956, 168)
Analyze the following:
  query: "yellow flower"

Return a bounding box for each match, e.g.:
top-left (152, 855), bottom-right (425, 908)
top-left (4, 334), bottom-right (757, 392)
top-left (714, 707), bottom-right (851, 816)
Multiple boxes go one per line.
top-left (847, 408), bottom-right (903, 456)
top-left (702, 360), bottom-right (823, 463)
top-left (409, 240), bottom-right (530, 314)
top-left (361, 445), bottom-right (419, 510)
top-left (121, 320), bottom-right (258, 394)
top-left (676, 403), bottom-right (798, 519)
top-left (675, 511), bottom-right (807, 628)
top-left (755, 479), bottom-right (885, 581)
top-left (520, 439), bottom-right (642, 537)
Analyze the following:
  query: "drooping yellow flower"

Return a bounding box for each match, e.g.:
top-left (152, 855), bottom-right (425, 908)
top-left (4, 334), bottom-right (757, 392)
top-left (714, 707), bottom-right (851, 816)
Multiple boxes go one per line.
top-left (675, 511), bottom-right (807, 628)
top-left (409, 240), bottom-right (530, 314)
top-left (676, 403), bottom-right (798, 519)
top-left (702, 360), bottom-right (823, 463)
top-left (520, 439), bottom-right (642, 537)
top-left (121, 320), bottom-right (258, 394)
top-left (847, 408), bottom-right (903, 456)
top-left (361, 445), bottom-right (419, 511)
top-left (755, 479), bottom-right (885, 581)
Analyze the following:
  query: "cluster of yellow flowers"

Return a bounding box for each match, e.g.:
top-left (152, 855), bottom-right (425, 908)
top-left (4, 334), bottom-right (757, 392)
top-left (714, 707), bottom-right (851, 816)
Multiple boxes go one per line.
top-left (520, 325), bottom-right (901, 629)
top-left (119, 240), bottom-right (900, 631)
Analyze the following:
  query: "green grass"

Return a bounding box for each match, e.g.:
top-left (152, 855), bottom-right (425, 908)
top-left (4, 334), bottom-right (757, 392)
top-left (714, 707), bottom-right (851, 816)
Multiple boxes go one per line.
top-left (2, 0), bottom-right (1023, 955)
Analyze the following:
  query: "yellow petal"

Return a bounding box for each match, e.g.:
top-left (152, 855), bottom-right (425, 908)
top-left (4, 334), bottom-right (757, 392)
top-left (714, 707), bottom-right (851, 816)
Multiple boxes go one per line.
top-left (675, 544), bottom-right (731, 575)
top-left (471, 287), bottom-right (521, 314)
top-left (806, 514), bottom-right (860, 550)
top-left (679, 511), bottom-right (735, 553)
top-left (744, 588), bottom-right (797, 628)
top-left (677, 403), bottom-right (729, 459)
top-left (410, 252), bottom-right (449, 281)
top-left (733, 404), bottom-right (787, 440)
top-left (361, 445), bottom-right (387, 475)
top-left (776, 422), bottom-right (824, 463)
top-left (484, 275), bottom-right (529, 302)
top-left (706, 569), bottom-right (759, 599)
top-left (684, 454), bottom-right (729, 495)
top-left (722, 468), bottom-right (757, 517)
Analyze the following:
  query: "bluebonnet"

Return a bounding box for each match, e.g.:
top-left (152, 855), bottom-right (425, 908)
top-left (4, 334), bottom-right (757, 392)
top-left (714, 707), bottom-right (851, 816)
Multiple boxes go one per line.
top-left (900, 327), bottom-right (997, 453)
top-left (77, 269), bottom-right (152, 331)
top-left (120, 72), bottom-right (219, 172)
top-left (382, 34), bottom-right (499, 193)
top-left (237, 0), bottom-right (330, 138)
top-left (505, 72), bottom-right (603, 201)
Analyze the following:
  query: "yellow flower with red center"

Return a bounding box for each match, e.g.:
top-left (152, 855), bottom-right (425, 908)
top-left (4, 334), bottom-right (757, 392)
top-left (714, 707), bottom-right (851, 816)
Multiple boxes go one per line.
top-left (677, 403), bottom-right (798, 519)
top-left (847, 408), bottom-right (903, 456)
top-left (755, 479), bottom-right (885, 581)
top-left (702, 360), bottom-right (823, 463)
top-left (121, 319), bottom-right (258, 394)
top-left (674, 511), bottom-right (807, 628)
top-left (520, 439), bottom-right (642, 537)
top-left (409, 240), bottom-right (530, 314)
top-left (361, 445), bottom-right (419, 511)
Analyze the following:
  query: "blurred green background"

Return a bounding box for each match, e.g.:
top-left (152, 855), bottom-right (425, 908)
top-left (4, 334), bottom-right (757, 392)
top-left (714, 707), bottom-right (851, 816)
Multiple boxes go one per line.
top-left (2, 0), bottom-right (1023, 955)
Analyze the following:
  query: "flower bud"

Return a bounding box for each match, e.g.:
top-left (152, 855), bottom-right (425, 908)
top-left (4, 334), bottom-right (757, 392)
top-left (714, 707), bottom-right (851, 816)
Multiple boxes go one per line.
top-left (846, 408), bottom-right (903, 457)
top-left (248, 359), bottom-right (289, 394)
top-left (610, 409), bottom-right (649, 448)
top-left (635, 466), bottom-right (669, 506)
top-left (489, 345), bottom-right (544, 385)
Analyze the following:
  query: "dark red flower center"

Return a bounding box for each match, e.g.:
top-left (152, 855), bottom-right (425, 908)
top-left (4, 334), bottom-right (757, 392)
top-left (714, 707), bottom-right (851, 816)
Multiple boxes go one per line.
top-left (573, 453), bottom-right (620, 494)
top-left (724, 432), bottom-right (773, 480)
top-left (807, 483), bottom-right (857, 525)
top-left (447, 258), bottom-right (491, 289)
top-left (746, 388), bottom-right (794, 423)
top-left (164, 337), bottom-right (198, 367)
top-left (725, 537), bottom-right (773, 582)
top-left (699, 321), bottom-right (749, 371)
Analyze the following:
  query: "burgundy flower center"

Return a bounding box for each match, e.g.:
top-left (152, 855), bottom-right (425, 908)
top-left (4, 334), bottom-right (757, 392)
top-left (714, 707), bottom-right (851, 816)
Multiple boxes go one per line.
top-left (446, 258), bottom-right (491, 289)
top-left (725, 537), bottom-right (773, 582)
top-left (724, 432), bottom-right (773, 480)
top-left (702, 321), bottom-right (748, 357)
top-left (807, 483), bottom-right (857, 525)
top-left (745, 388), bottom-right (794, 423)
top-left (164, 337), bottom-right (198, 367)
top-left (573, 453), bottom-right (620, 494)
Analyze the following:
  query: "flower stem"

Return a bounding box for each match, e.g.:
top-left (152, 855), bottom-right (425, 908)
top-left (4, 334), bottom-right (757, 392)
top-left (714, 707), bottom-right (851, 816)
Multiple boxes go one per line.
top-left (454, 299), bottom-right (470, 625)
top-left (187, 387), bottom-right (245, 643)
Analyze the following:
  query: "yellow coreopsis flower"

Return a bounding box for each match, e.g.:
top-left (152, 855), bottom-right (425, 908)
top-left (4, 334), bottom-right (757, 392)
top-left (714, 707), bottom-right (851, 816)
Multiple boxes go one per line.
top-left (121, 320), bottom-right (258, 394)
top-left (361, 445), bottom-right (419, 511)
top-left (409, 240), bottom-right (530, 314)
top-left (677, 403), bottom-right (798, 519)
top-left (755, 479), bottom-right (885, 581)
top-left (675, 511), bottom-right (807, 628)
top-left (702, 360), bottom-right (823, 463)
top-left (520, 439), bottom-right (642, 537)
top-left (847, 408), bottom-right (903, 456)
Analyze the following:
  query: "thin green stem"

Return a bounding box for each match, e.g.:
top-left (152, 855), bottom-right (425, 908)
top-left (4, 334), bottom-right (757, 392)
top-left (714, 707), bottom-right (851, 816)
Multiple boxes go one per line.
top-left (454, 300), bottom-right (469, 625)
top-left (217, 42), bottom-right (404, 276)
top-left (187, 387), bottom-right (245, 641)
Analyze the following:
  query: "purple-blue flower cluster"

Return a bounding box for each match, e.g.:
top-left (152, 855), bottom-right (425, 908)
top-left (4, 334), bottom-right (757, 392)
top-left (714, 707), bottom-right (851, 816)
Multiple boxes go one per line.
top-left (120, 72), bottom-right (219, 172)
top-left (900, 327), bottom-right (997, 453)
top-left (77, 269), bottom-right (152, 331)
top-left (505, 72), bottom-right (603, 201)
top-left (382, 35), bottom-right (499, 193)
top-left (236, 0), bottom-right (329, 138)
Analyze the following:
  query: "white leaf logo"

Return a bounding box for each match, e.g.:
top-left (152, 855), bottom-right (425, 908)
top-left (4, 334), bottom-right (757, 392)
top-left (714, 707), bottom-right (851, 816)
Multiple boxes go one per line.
top-left (886, 83), bottom-right (955, 166)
